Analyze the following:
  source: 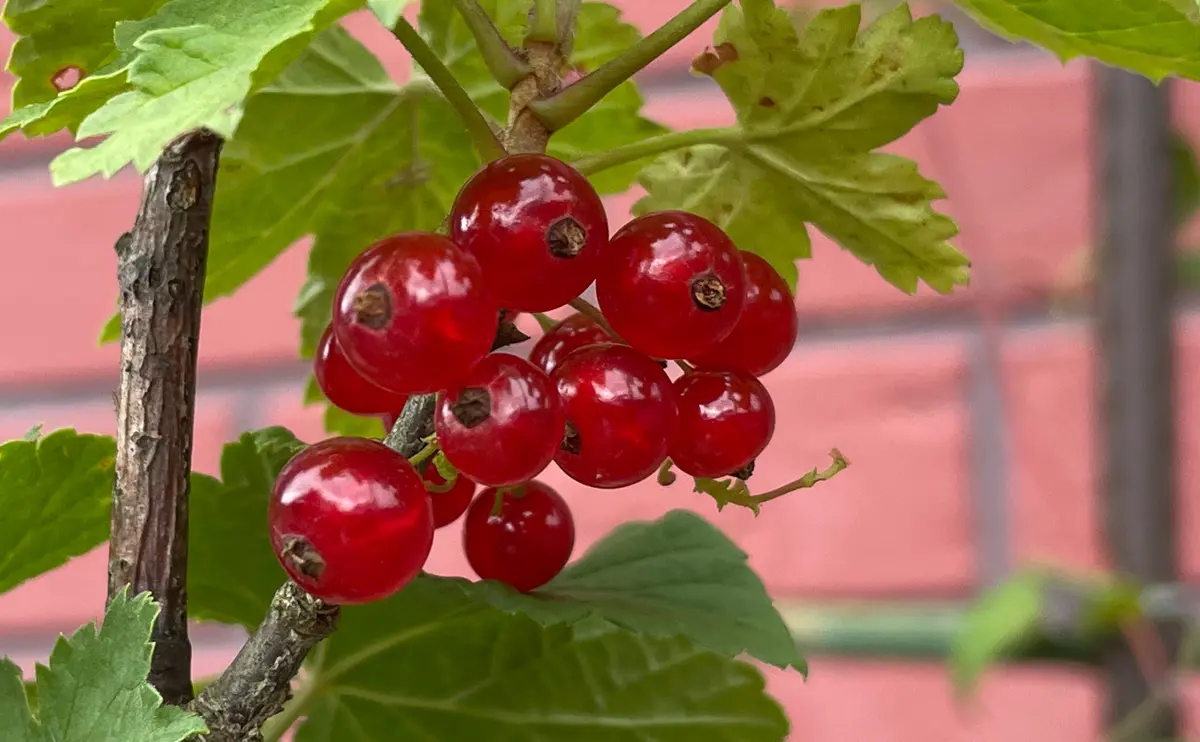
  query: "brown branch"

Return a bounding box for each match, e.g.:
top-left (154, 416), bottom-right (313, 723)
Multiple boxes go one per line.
top-left (109, 127), bottom-right (223, 705)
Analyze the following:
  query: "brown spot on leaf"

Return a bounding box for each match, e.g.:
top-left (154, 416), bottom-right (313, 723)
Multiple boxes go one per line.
top-left (692, 43), bottom-right (739, 76)
top-left (759, 97), bottom-right (776, 108)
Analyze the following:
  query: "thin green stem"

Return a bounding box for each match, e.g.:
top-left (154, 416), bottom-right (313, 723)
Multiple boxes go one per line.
top-left (408, 439), bottom-right (440, 470)
top-left (453, 0), bottom-right (531, 89)
top-left (751, 449), bottom-right (850, 506)
top-left (390, 17), bottom-right (506, 161)
top-left (571, 126), bottom-right (741, 176)
top-left (530, 0), bottom-right (733, 131)
top-left (533, 312), bottom-right (559, 332)
top-left (528, 0), bottom-right (559, 42)
top-left (567, 297), bottom-right (618, 338)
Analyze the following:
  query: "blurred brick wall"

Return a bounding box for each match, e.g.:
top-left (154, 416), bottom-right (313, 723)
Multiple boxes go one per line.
top-left (3, 3), bottom-right (1200, 740)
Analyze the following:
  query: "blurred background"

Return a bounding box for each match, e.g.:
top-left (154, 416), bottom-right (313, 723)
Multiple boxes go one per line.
top-left (2, 0), bottom-right (1198, 739)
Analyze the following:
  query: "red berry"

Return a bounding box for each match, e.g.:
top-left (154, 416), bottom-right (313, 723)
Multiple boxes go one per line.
top-left (435, 353), bottom-right (565, 486)
top-left (597, 210), bottom-right (746, 359)
top-left (552, 344), bottom-right (675, 488)
top-left (669, 370), bottom-right (776, 478)
top-left (463, 481), bottom-right (574, 592)
top-left (268, 437), bottom-right (434, 604)
top-left (380, 411), bottom-right (399, 433)
top-left (528, 313), bottom-right (617, 376)
top-left (332, 232), bottom-right (498, 395)
top-left (689, 252), bottom-right (797, 377)
top-left (450, 154), bottom-right (608, 312)
top-left (421, 460), bottom-right (477, 528)
top-left (314, 326), bottom-right (409, 416)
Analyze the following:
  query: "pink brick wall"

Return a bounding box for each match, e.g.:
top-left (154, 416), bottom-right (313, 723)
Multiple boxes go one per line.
top-left (3, 3), bottom-right (1199, 739)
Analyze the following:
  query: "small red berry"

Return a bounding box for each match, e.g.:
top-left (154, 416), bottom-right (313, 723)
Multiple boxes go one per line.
top-left (332, 232), bottom-right (498, 395)
top-left (552, 344), bottom-right (675, 488)
top-left (689, 252), bottom-right (798, 377)
top-left (268, 437), bottom-right (434, 604)
top-left (450, 154), bottom-right (608, 312)
top-left (421, 460), bottom-right (477, 528)
top-left (463, 481), bottom-right (574, 592)
top-left (669, 370), bottom-right (776, 478)
top-left (528, 313), bottom-right (617, 376)
top-left (314, 326), bottom-right (409, 416)
top-left (597, 210), bottom-right (746, 359)
top-left (435, 353), bottom-right (565, 486)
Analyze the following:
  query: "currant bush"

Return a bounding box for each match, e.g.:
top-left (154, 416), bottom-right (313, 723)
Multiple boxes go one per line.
top-left (552, 343), bottom-right (676, 488)
top-left (462, 481), bottom-right (575, 592)
top-left (597, 210), bottom-right (746, 360)
top-left (669, 370), bottom-right (777, 478)
top-left (435, 352), bottom-right (565, 486)
top-left (268, 437), bottom-right (434, 604)
top-left (451, 154), bottom-right (608, 312)
top-left (332, 232), bottom-right (498, 395)
top-left (528, 312), bottom-right (617, 376)
top-left (314, 325), bottom-right (409, 417)
top-left (689, 252), bottom-right (799, 377)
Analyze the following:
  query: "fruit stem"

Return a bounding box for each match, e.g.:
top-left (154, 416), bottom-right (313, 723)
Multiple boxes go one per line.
top-left (567, 297), bottom-right (619, 338)
top-left (390, 17), bottom-right (507, 161)
top-left (528, 0), bottom-right (559, 43)
top-left (408, 439), bottom-right (440, 469)
top-left (529, 0), bottom-right (733, 131)
top-left (657, 458), bottom-right (678, 486)
top-left (533, 312), bottom-right (559, 332)
top-left (453, 0), bottom-right (532, 89)
top-left (750, 449), bottom-right (850, 506)
top-left (675, 359), bottom-right (695, 374)
top-left (571, 126), bottom-right (742, 176)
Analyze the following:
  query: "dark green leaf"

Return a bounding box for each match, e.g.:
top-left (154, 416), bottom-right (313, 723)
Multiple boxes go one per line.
top-left (0, 589), bottom-right (207, 741)
top-left (189, 427), bottom-right (306, 627)
top-left (291, 578), bottom-right (789, 741)
top-left (466, 510), bottom-right (805, 672)
top-left (949, 570), bottom-right (1044, 693)
top-left (1173, 131), bottom-right (1200, 225)
top-left (0, 429), bottom-right (114, 596)
top-left (635, 1), bottom-right (967, 294)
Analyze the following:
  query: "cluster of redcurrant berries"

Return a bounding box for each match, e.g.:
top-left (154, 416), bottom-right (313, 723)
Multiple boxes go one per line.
top-left (270, 153), bottom-right (798, 606)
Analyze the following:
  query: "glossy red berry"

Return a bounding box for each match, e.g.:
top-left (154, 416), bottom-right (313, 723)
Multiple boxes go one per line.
top-left (435, 353), bottom-right (565, 486)
top-left (689, 252), bottom-right (798, 377)
top-left (597, 210), bottom-right (746, 359)
top-left (669, 370), bottom-right (776, 478)
top-left (552, 344), bottom-right (675, 488)
top-left (463, 481), bottom-right (574, 592)
top-left (332, 232), bottom-right (498, 395)
top-left (314, 326), bottom-right (409, 416)
top-left (528, 313), bottom-right (617, 376)
top-left (421, 460), bottom-right (477, 529)
top-left (450, 154), bottom-right (609, 312)
top-left (268, 437), bottom-right (434, 604)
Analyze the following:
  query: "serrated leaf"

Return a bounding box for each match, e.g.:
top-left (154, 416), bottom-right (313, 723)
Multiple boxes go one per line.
top-left (292, 578), bottom-right (789, 741)
top-left (468, 510), bottom-right (805, 672)
top-left (0, 429), bottom-right (115, 596)
top-left (46, 0), bottom-right (362, 185)
top-left (949, 570), bottom-right (1045, 693)
top-left (949, 0), bottom-right (1200, 83)
top-left (420, 0), bottom-right (668, 194)
top-left (0, 589), bottom-right (207, 742)
top-left (189, 427), bottom-right (307, 627)
top-left (634, 1), bottom-right (968, 294)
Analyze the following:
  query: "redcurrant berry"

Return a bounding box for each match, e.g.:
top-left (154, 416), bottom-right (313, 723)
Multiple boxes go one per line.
top-left (463, 481), bottom-right (574, 592)
top-left (669, 370), bottom-right (776, 478)
top-left (332, 232), bottom-right (498, 395)
top-left (689, 252), bottom-right (798, 377)
top-left (528, 312), bottom-right (617, 376)
top-left (421, 460), bottom-right (477, 528)
top-left (450, 154), bottom-right (608, 312)
top-left (314, 325), bottom-right (410, 416)
top-left (552, 344), bottom-right (675, 488)
top-left (268, 437), bottom-right (434, 604)
top-left (435, 353), bottom-right (565, 486)
top-left (596, 210), bottom-right (746, 359)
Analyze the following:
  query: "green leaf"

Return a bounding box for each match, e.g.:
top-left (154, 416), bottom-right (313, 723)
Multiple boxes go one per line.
top-left (419, 0), bottom-right (668, 194)
top-left (1174, 130), bottom-right (1200, 225)
top-left (46, 0), bottom-right (362, 185)
top-left (0, 429), bottom-right (115, 597)
top-left (950, 570), bottom-right (1045, 693)
top-left (949, 0), bottom-right (1200, 83)
top-left (291, 578), bottom-right (789, 741)
top-left (19, 425), bottom-right (44, 443)
top-left (635, 1), bottom-right (968, 294)
top-left (0, 589), bottom-right (207, 741)
top-left (367, 0), bottom-right (417, 27)
top-left (468, 510), bottom-right (805, 672)
top-left (189, 427), bottom-right (306, 627)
